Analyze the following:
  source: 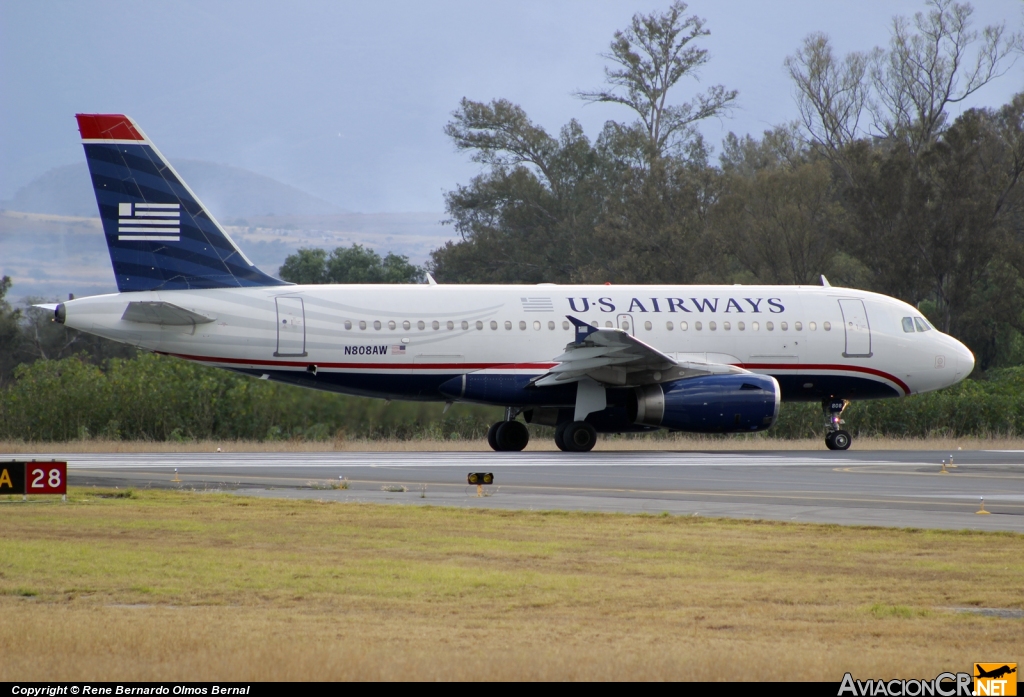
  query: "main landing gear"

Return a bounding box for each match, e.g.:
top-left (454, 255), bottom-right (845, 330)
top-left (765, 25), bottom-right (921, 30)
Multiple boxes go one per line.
top-left (486, 408), bottom-right (530, 452)
top-left (823, 398), bottom-right (852, 451)
top-left (554, 421), bottom-right (597, 453)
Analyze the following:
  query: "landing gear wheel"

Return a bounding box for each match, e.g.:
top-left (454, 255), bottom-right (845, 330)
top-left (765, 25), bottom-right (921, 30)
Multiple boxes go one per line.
top-left (486, 422), bottom-right (502, 451)
top-left (554, 421), bottom-right (570, 451)
top-left (562, 421), bottom-right (597, 452)
top-left (830, 430), bottom-right (851, 450)
top-left (495, 420), bottom-right (530, 452)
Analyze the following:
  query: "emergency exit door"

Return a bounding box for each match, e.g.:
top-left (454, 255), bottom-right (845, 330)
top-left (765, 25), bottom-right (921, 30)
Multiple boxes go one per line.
top-left (838, 299), bottom-right (872, 357)
top-left (275, 296), bottom-right (306, 357)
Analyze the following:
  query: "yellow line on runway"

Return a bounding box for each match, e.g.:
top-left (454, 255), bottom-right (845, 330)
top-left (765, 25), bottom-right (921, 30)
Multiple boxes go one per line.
top-left (832, 465), bottom-right (1024, 480)
top-left (73, 469), bottom-right (1024, 512)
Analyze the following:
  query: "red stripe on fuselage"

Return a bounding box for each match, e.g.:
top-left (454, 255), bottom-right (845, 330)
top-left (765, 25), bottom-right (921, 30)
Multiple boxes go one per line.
top-left (159, 351), bottom-right (556, 371)
top-left (75, 114), bottom-right (144, 141)
top-left (160, 351), bottom-right (909, 394)
top-left (739, 363), bottom-right (909, 395)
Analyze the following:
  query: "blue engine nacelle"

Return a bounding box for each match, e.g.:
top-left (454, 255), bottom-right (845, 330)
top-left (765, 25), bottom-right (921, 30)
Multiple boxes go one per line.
top-left (627, 374), bottom-right (781, 433)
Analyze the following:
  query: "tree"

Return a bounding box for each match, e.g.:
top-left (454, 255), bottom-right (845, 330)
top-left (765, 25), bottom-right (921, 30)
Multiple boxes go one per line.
top-left (715, 129), bottom-right (847, 285)
top-left (787, 0), bottom-right (1019, 156)
top-left (278, 245), bottom-right (423, 284)
top-left (870, 0), bottom-right (1019, 153)
top-left (431, 101), bottom-right (609, 283)
top-left (577, 0), bottom-right (736, 163)
top-left (0, 276), bottom-right (24, 386)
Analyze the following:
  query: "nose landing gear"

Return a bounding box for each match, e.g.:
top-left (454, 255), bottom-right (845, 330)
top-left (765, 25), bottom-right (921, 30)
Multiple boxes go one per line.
top-left (823, 398), bottom-right (852, 451)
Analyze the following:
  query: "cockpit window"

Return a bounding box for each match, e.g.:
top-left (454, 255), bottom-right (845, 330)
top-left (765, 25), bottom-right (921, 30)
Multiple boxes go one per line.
top-left (902, 317), bottom-right (915, 333)
top-left (914, 317), bottom-right (931, 332)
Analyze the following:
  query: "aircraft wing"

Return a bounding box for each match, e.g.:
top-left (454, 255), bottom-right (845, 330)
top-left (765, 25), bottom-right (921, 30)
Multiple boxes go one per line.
top-left (532, 315), bottom-right (749, 387)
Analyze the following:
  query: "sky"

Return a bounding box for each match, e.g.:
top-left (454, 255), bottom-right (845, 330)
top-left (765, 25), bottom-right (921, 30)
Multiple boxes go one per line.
top-left (2, 0), bottom-right (1021, 213)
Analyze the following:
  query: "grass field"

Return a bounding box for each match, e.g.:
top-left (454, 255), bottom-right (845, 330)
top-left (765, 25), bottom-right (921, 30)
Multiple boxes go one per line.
top-left (1, 488), bottom-right (1021, 681)
top-left (3, 434), bottom-right (1024, 453)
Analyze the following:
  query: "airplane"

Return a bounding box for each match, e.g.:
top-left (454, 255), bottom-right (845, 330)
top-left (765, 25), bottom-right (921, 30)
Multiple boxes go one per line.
top-left (45, 114), bottom-right (976, 452)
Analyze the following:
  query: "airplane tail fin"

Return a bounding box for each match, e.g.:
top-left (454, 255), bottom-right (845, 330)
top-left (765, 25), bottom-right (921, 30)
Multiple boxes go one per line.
top-left (75, 114), bottom-right (287, 292)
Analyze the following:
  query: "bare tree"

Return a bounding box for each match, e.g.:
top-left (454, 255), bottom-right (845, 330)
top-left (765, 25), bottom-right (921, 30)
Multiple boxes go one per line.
top-left (785, 33), bottom-right (872, 155)
top-left (577, 0), bottom-right (736, 161)
top-left (787, 0), bottom-right (1019, 155)
top-left (871, 0), bottom-right (1020, 153)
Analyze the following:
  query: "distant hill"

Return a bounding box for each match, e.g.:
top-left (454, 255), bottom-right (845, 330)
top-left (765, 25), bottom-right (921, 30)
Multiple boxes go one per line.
top-left (2, 160), bottom-right (344, 218)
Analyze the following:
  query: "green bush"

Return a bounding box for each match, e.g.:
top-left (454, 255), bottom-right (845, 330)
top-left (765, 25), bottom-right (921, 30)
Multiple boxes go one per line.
top-left (2, 353), bottom-right (1023, 441)
top-left (0, 353), bottom-right (499, 442)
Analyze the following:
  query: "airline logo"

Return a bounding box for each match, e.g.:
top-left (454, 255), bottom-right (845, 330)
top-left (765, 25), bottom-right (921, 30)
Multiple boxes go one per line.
top-left (521, 297), bottom-right (554, 312)
top-left (118, 202), bottom-right (181, 241)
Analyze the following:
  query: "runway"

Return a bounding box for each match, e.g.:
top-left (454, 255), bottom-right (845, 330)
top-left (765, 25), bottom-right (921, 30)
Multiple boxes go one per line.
top-left (8, 449), bottom-right (1024, 532)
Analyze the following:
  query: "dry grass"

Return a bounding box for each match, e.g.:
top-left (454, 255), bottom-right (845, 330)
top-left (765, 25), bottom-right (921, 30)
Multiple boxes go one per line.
top-left (1, 488), bottom-right (1021, 681)
top-left (2, 434), bottom-right (1023, 454)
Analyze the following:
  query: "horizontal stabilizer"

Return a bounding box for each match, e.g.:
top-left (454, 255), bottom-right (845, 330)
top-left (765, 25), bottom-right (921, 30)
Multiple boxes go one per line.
top-left (121, 301), bottom-right (214, 326)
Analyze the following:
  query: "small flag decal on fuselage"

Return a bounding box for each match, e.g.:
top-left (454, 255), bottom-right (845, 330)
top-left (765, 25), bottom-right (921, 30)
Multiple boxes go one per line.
top-left (118, 202), bottom-right (180, 241)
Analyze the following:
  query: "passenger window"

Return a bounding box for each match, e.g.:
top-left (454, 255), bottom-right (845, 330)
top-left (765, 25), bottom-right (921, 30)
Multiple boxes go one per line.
top-left (723, 321), bottom-right (730, 330)
top-left (809, 321), bottom-right (816, 331)
top-left (766, 321), bottom-right (774, 331)
top-left (781, 322), bottom-right (788, 331)
top-left (644, 321), bottom-right (652, 331)
top-left (403, 320), bottom-right (411, 330)
top-left (738, 321), bottom-right (745, 331)
top-left (823, 321), bottom-right (831, 331)
top-left (680, 321), bottom-right (688, 331)
top-left (388, 320), bottom-right (396, 330)
top-left (490, 320), bottom-right (498, 330)
top-left (461, 320), bottom-right (468, 330)
top-left (417, 320), bottom-right (425, 330)
top-left (504, 321), bottom-right (512, 330)
top-left (562, 321), bottom-right (570, 330)
top-left (359, 320), bottom-right (367, 330)
top-left (795, 322), bottom-right (802, 331)
top-left (447, 320), bottom-right (454, 330)
top-left (752, 321), bottom-right (759, 331)
top-left (548, 321), bottom-right (555, 330)
top-left (902, 317), bottom-right (915, 333)
top-left (373, 320), bottom-right (381, 330)
top-left (695, 321), bottom-right (702, 331)
top-left (621, 320), bottom-right (630, 330)
top-left (666, 321), bottom-right (674, 331)
top-left (533, 321), bottom-right (541, 330)
top-left (709, 321), bottom-right (717, 331)
top-left (476, 321), bottom-right (483, 330)
top-left (605, 321), bottom-right (613, 328)
top-left (914, 317), bottom-right (931, 332)
top-left (344, 320), bottom-right (352, 330)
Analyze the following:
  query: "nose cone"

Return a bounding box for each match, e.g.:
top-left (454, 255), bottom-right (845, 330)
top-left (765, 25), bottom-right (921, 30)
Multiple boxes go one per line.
top-left (955, 341), bottom-right (975, 380)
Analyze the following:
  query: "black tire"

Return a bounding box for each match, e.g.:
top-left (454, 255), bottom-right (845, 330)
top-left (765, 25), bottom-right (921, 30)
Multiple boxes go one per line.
top-left (832, 430), bottom-right (851, 450)
top-left (554, 421), bottom-right (570, 451)
top-left (496, 420), bottom-right (530, 452)
top-left (562, 421), bottom-right (597, 452)
top-left (486, 422), bottom-right (502, 451)
top-left (825, 431), bottom-right (837, 450)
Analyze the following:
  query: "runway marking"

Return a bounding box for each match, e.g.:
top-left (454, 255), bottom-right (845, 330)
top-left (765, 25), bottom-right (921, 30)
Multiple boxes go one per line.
top-left (71, 469), bottom-right (1024, 512)
top-left (832, 466), bottom-right (1024, 480)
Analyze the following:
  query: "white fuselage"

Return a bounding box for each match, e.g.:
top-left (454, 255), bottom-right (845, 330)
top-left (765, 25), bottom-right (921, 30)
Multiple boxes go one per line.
top-left (59, 283), bottom-right (974, 405)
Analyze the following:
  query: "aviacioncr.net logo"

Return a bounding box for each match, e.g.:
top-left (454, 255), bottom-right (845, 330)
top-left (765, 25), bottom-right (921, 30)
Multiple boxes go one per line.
top-left (839, 672), bottom-right (973, 696)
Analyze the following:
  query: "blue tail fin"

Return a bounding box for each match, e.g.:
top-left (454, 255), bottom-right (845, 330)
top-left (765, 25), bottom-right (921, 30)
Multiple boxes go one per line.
top-left (75, 114), bottom-right (287, 292)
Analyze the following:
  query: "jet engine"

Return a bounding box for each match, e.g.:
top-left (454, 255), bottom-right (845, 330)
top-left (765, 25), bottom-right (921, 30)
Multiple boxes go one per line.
top-left (627, 374), bottom-right (780, 433)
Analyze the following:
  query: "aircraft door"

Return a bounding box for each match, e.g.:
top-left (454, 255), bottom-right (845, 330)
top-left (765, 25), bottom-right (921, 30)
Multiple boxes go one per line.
top-left (616, 314), bottom-right (635, 336)
top-left (838, 299), bottom-right (872, 357)
top-left (275, 296), bottom-right (307, 357)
